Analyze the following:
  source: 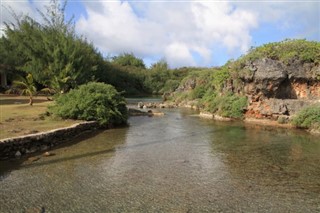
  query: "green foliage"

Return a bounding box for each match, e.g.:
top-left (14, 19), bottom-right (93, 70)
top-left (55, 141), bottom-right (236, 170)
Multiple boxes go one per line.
top-left (212, 66), bottom-right (231, 90)
top-left (50, 82), bottom-right (128, 126)
top-left (191, 85), bottom-right (206, 99)
top-left (162, 79), bottom-right (180, 93)
top-left (235, 39), bottom-right (320, 68)
top-left (3, 0), bottom-right (103, 93)
top-left (96, 62), bottom-right (148, 96)
top-left (292, 105), bottom-right (320, 129)
top-left (111, 53), bottom-right (146, 69)
top-left (202, 93), bottom-right (247, 118)
top-left (6, 74), bottom-right (37, 105)
top-left (143, 60), bottom-right (197, 94)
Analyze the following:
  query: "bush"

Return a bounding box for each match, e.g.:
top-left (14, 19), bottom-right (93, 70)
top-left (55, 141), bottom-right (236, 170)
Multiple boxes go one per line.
top-left (50, 82), bottom-right (128, 126)
top-left (292, 105), bottom-right (320, 129)
top-left (191, 85), bottom-right (206, 99)
top-left (277, 116), bottom-right (289, 124)
top-left (204, 93), bottom-right (247, 119)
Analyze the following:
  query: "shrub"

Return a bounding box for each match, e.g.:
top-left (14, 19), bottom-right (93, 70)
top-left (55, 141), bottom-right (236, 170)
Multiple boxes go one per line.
top-left (212, 66), bottom-right (230, 90)
top-left (277, 116), bottom-right (288, 124)
top-left (292, 105), bottom-right (320, 129)
top-left (218, 94), bottom-right (247, 118)
top-left (50, 82), bottom-right (128, 126)
top-left (191, 85), bottom-right (206, 99)
top-left (203, 92), bottom-right (247, 119)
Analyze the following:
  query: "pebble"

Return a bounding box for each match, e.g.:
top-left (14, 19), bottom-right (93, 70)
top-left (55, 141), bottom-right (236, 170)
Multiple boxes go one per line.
top-left (43, 151), bottom-right (55, 157)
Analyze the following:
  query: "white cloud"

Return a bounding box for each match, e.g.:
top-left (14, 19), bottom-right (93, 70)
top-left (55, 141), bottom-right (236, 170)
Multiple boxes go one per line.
top-left (2, 0), bottom-right (318, 67)
top-left (1, 1), bottom-right (33, 35)
top-left (165, 42), bottom-right (196, 68)
top-left (76, 0), bottom-right (258, 68)
top-left (1, 1), bottom-right (53, 36)
top-left (234, 1), bottom-right (320, 39)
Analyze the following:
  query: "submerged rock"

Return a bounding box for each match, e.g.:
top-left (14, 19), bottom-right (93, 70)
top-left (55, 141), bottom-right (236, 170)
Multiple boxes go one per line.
top-left (43, 151), bottom-right (55, 157)
top-left (15, 151), bottom-right (21, 158)
top-left (28, 156), bottom-right (40, 162)
top-left (128, 108), bottom-right (148, 116)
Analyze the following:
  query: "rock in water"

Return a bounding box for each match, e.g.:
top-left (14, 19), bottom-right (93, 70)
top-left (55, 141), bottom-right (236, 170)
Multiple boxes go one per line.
top-left (138, 102), bottom-right (144, 109)
top-left (28, 156), bottom-right (40, 162)
top-left (43, 151), bottom-right (55, 157)
top-left (15, 151), bottom-right (22, 158)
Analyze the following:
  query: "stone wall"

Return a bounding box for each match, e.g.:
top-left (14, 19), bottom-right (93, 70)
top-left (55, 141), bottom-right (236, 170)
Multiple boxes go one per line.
top-left (0, 121), bottom-right (100, 160)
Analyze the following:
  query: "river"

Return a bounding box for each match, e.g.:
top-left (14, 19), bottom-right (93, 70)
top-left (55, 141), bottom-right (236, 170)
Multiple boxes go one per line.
top-left (1, 108), bottom-right (320, 212)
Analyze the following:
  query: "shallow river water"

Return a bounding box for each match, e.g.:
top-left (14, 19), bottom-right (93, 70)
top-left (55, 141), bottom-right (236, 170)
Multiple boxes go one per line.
top-left (1, 108), bottom-right (320, 212)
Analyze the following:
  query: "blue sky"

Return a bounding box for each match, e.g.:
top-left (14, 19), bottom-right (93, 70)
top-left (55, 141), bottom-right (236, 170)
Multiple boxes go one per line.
top-left (1, 0), bottom-right (320, 68)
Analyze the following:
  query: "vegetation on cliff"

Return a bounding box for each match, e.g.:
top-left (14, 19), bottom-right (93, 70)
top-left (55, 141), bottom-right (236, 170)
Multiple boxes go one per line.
top-left (292, 105), bottom-right (320, 131)
top-left (231, 39), bottom-right (320, 72)
top-left (169, 39), bottom-right (320, 123)
top-left (170, 66), bottom-right (247, 119)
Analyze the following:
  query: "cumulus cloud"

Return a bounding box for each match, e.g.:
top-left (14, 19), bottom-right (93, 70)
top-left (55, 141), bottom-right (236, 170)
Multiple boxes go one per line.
top-left (2, 0), bottom-right (318, 67)
top-left (76, 0), bottom-right (258, 68)
top-left (234, 1), bottom-right (320, 40)
top-left (1, 1), bottom-right (32, 35)
top-left (1, 0), bottom-right (49, 36)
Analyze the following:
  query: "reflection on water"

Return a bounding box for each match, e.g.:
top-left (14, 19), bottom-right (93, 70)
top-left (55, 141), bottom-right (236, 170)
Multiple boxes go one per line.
top-left (1, 108), bottom-right (320, 212)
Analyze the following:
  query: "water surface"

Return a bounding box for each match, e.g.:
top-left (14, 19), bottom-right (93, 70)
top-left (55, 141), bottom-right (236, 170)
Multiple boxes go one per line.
top-left (1, 108), bottom-right (320, 212)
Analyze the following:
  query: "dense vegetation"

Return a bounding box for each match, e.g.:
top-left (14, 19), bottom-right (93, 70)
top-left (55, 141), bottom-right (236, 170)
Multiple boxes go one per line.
top-left (2, 1), bottom-right (104, 94)
top-left (50, 82), bottom-right (128, 126)
top-left (0, 1), bottom-right (192, 96)
top-left (169, 66), bottom-right (247, 119)
top-left (292, 105), bottom-right (320, 130)
top-left (231, 39), bottom-right (320, 72)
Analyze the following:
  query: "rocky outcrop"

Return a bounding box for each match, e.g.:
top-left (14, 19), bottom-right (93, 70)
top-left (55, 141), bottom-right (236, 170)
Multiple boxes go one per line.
top-left (0, 121), bottom-right (100, 160)
top-left (239, 58), bottom-right (320, 119)
top-left (128, 108), bottom-right (165, 117)
top-left (136, 102), bottom-right (177, 109)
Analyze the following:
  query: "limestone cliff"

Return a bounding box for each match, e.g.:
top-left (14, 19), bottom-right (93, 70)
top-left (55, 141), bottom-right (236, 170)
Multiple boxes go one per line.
top-left (169, 40), bottom-right (320, 127)
top-left (237, 58), bottom-right (320, 120)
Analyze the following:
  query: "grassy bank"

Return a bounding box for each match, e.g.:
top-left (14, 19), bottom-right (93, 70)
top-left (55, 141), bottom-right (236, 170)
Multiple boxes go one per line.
top-left (0, 95), bottom-right (79, 139)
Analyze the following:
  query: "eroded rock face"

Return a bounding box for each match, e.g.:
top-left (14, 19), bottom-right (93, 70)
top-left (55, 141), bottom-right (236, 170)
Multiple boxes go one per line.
top-left (175, 78), bottom-right (197, 92)
top-left (240, 58), bottom-right (320, 119)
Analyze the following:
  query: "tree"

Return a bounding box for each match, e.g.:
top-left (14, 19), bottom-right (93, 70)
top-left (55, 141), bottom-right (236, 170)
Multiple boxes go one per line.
top-left (3, 0), bottom-right (104, 93)
top-left (111, 53), bottom-right (146, 69)
top-left (7, 74), bottom-right (37, 106)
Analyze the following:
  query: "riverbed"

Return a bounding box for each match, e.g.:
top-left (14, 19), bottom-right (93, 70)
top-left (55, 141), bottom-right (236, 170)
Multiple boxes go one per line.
top-left (1, 108), bottom-right (320, 212)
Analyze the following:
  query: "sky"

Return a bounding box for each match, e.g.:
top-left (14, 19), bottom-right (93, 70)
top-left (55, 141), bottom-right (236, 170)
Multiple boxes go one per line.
top-left (1, 0), bottom-right (319, 68)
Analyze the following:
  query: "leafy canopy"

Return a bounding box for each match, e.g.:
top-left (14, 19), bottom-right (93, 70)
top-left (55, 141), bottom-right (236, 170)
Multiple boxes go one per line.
top-left (3, 0), bottom-right (104, 93)
top-left (111, 53), bottom-right (146, 69)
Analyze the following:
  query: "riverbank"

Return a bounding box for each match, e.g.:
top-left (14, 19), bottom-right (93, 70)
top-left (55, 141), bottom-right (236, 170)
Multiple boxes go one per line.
top-left (134, 100), bottom-right (320, 134)
top-left (0, 121), bottom-right (100, 160)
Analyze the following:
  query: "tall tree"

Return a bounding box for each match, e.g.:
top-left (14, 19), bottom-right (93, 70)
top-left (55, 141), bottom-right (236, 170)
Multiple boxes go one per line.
top-left (3, 0), bottom-right (103, 93)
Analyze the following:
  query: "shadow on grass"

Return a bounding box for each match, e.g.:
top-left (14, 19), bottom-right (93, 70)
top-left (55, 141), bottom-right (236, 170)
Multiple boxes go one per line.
top-left (0, 97), bottom-right (50, 105)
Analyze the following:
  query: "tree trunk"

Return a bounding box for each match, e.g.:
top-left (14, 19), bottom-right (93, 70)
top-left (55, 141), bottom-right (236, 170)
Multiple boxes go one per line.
top-left (29, 96), bottom-right (33, 106)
